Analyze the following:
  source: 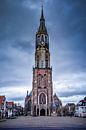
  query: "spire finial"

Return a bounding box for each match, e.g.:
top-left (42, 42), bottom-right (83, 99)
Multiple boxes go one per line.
top-left (27, 90), bottom-right (28, 96)
top-left (40, 1), bottom-right (44, 20)
top-left (37, 1), bottom-right (47, 34)
top-left (41, 0), bottom-right (43, 7)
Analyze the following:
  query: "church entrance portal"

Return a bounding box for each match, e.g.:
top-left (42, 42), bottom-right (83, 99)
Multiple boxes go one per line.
top-left (40, 109), bottom-right (45, 116)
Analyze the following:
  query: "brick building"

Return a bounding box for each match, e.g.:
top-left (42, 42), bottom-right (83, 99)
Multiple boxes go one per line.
top-left (0, 95), bottom-right (6, 119)
top-left (24, 91), bottom-right (32, 115)
top-left (24, 6), bottom-right (62, 116)
top-left (31, 6), bottom-right (53, 116)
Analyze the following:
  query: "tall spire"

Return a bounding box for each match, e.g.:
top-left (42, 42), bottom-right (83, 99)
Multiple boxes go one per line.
top-left (37, 5), bottom-right (47, 34)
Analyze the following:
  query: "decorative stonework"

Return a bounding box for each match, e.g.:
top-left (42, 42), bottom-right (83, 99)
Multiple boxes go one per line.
top-left (32, 6), bottom-right (53, 116)
top-left (24, 6), bottom-right (63, 117)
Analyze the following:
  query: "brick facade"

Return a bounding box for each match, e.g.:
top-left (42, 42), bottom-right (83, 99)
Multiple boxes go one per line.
top-left (31, 6), bottom-right (53, 116)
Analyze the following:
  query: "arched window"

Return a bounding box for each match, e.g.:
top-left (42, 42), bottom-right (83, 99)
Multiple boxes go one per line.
top-left (37, 35), bottom-right (40, 44)
top-left (44, 74), bottom-right (47, 88)
top-left (39, 93), bottom-right (46, 104)
top-left (45, 35), bottom-right (47, 43)
top-left (41, 60), bottom-right (44, 68)
top-left (41, 35), bottom-right (44, 42)
top-left (46, 60), bottom-right (48, 68)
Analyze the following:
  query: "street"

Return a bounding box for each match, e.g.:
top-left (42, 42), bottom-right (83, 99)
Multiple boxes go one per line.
top-left (0, 116), bottom-right (86, 130)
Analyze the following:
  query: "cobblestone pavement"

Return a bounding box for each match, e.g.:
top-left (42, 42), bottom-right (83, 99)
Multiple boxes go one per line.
top-left (0, 116), bottom-right (86, 130)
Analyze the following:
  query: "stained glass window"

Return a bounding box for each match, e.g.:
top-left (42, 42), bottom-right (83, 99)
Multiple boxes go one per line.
top-left (39, 93), bottom-right (46, 104)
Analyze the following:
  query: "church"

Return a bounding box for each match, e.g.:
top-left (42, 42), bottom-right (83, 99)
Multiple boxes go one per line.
top-left (24, 6), bottom-right (62, 116)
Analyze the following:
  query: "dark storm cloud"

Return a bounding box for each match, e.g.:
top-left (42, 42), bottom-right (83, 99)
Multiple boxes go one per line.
top-left (58, 90), bottom-right (86, 97)
top-left (49, 0), bottom-right (86, 77)
top-left (0, 0), bottom-right (86, 105)
top-left (47, 0), bottom-right (86, 37)
top-left (13, 40), bottom-right (34, 53)
top-left (0, 80), bottom-right (28, 88)
top-left (0, 0), bottom-right (36, 91)
top-left (0, 0), bottom-right (38, 43)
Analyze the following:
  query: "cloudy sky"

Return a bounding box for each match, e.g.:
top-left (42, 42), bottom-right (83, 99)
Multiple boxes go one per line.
top-left (0, 0), bottom-right (86, 106)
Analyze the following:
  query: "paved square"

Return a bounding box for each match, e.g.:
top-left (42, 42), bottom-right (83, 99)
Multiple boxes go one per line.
top-left (0, 116), bottom-right (86, 130)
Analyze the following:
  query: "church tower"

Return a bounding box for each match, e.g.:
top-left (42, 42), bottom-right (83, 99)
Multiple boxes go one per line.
top-left (32, 6), bottom-right (53, 116)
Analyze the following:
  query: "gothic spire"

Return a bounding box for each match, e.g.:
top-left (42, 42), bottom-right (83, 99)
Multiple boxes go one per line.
top-left (38, 5), bottom-right (47, 34)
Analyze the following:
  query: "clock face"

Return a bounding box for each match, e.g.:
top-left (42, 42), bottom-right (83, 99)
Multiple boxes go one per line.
top-left (40, 42), bottom-right (45, 48)
top-left (42, 41), bottom-right (44, 44)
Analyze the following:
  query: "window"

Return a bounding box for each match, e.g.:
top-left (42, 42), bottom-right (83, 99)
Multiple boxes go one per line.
top-left (37, 55), bottom-right (39, 67)
top-left (39, 93), bottom-right (46, 104)
top-left (37, 60), bottom-right (39, 67)
top-left (44, 74), bottom-right (47, 88)
top-left (41, 60), bottom-right (44, 68)
top-left (46, 60), bottom-right (48, 68)
top-left (37, 35), bottom-right (40, 44)
top-left (41, 35), bottom-right (44, 42)
top-left (45, 35), bottom-right (47, 43)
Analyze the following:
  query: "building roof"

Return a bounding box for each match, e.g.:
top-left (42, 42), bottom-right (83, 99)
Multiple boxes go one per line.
top-left (67, 103), bottom-right (75, 105)
top-left (0, 96), bottom-right (5, 100)
top-left (0, 96), bottom-right (6, 105)
top-left (7, 102), bottom-right (14, 105)
top-left (79, 100), bottom-right (86, 103)
top-left (0, 100), bottom-right (4, 105)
